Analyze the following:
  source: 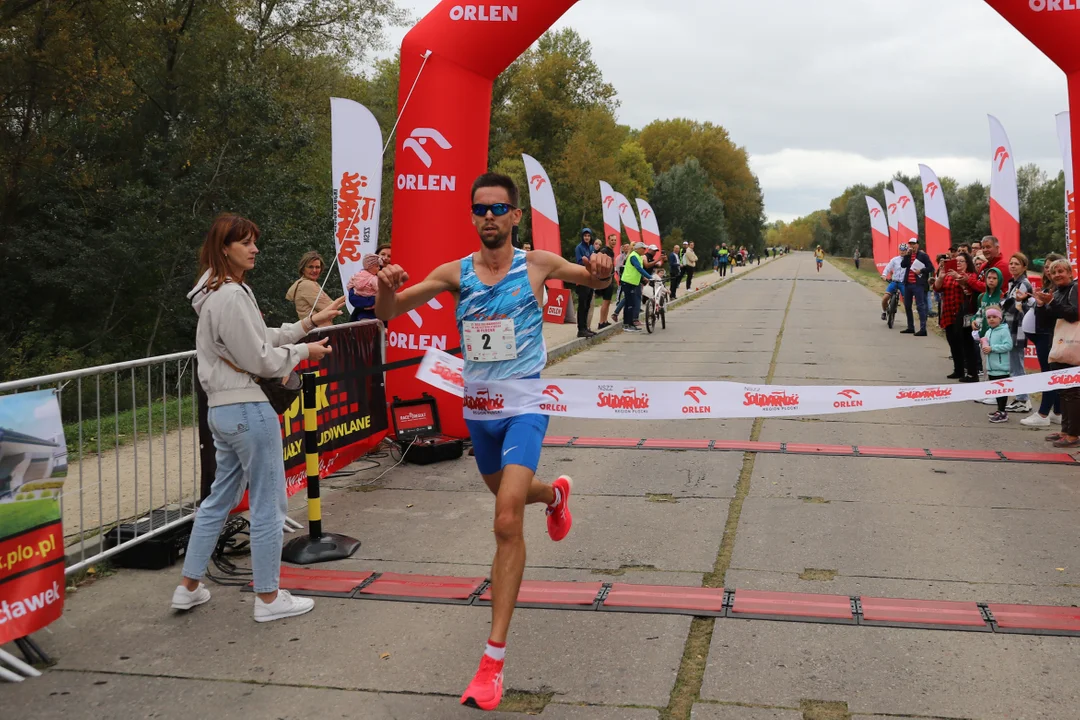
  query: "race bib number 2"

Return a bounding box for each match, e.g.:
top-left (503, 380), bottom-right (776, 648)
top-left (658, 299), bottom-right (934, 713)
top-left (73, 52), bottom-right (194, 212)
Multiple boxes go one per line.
top-left (463, 319), bottom-right (518, 363)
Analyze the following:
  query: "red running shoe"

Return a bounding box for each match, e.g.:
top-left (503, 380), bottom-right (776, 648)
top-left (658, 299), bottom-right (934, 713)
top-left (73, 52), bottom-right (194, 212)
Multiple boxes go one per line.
top-left (546, 475), bottom-right (573, 542)
top-left (460, 654), bottom-right (504, 711)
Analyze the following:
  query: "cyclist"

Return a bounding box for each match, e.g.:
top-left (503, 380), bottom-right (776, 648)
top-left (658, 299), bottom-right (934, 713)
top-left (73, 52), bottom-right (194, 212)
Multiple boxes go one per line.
top-left (880, 243), bottom-right (909, 321)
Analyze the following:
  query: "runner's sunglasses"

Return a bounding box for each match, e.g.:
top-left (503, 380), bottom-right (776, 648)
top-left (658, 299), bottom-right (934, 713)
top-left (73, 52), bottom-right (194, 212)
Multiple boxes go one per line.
top-left (471, 203), bottom-right (517, 217)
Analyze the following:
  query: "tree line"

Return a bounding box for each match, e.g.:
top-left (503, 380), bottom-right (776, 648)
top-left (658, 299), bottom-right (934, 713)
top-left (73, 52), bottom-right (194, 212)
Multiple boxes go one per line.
top-left (1, 1), bottom-right (764, 380)
top-left (768, 166), bottom-right (1067, 263)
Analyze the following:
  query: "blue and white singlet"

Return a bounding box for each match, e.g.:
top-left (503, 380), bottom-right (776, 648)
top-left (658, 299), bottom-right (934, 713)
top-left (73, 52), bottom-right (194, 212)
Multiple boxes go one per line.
top-left (456, 249), bottom-right (547, 382)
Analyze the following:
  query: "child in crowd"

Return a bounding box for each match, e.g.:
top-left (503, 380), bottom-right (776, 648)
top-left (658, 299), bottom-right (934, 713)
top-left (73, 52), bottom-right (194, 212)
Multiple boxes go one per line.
top-left (983, 307), bottom-right (1014, 423)
top-left (346, 253), bottom-right (383, 321)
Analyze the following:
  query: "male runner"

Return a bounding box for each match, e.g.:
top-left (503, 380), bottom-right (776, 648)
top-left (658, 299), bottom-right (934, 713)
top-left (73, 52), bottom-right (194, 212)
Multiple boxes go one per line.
top-left (374, 173), bottom-right (613, 711)
top-left (814, 245), bottom-right (825, 272)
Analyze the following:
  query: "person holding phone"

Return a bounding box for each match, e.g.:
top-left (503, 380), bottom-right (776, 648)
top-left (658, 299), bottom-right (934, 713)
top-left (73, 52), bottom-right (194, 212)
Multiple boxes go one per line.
top-left (1002, 253), bottom-right (1035, 413)
top-left (1034, 259), bottom-right (1080, 447)
top-left (935, 252), bottom-right (979, 381)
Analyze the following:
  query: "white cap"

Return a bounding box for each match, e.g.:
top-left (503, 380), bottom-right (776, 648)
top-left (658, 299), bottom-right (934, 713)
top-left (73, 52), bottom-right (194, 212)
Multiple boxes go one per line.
top-left (648, 244), bottom-right (658, 250)
top-left (682, 241), bottom-right (689, 245)
top-left (633, 241), bottom-right (646, 249)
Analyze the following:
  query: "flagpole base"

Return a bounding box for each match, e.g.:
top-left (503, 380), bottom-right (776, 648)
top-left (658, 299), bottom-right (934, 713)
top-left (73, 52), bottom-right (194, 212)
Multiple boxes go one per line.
top-left (281, 533), bottom-right (361, 565)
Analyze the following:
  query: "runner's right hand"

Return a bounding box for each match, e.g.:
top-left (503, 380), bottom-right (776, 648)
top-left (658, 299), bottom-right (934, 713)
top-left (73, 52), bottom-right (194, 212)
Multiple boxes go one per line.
top-left (378, 264), bottom-right (409, 291)
top-left (306, 337), bottom-right (333, 361)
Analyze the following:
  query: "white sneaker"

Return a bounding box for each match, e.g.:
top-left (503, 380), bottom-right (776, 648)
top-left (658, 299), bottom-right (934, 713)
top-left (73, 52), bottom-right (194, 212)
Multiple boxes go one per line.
top-left (1050, 412), bottom-right (1063, 425)
top-left (979, 398), bottom-right (997, 405)
top-left (254, 589), bottom-right (314, 623)
top-left (171, 583), bottom-right (211, 611)
top-left (1006, 400), bottom-right (1032, 413)
top-left (1020, 413), bottom-right (1051, 427)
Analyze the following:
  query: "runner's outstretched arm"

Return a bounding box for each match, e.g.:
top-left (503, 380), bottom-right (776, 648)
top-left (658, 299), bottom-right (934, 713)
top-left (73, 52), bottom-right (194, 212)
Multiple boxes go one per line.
top-left (375, 261), bottom-right (459, 321)
top-left (530, 250), bottom-right (614, 289)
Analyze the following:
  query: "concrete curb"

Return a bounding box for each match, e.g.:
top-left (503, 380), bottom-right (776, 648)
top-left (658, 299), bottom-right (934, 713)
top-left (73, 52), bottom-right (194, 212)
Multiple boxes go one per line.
top-left (545, 256), bottom-right (783, 364)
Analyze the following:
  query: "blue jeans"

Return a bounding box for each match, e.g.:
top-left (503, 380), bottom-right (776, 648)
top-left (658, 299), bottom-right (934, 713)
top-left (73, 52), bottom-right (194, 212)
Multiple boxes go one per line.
top-left (1009, 344), bottom-right (1029, 402)
top-left (903, 284), bottom-right (927, 331)
top-left (1033, 333), bottom-right (1061, 416)
top-left (182, 402), bottom-right (288, 593)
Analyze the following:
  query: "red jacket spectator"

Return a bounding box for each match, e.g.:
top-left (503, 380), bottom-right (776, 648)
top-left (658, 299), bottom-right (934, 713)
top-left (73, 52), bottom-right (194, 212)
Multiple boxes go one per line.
top-left (965, 239), bottom-right (1009, 294)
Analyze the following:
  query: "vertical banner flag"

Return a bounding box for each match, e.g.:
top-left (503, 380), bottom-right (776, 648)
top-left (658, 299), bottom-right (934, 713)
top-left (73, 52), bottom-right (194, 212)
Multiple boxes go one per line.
top-left (522, 154), bottom-right (563, 290)
top-left (892, 181), bottom-right (920, 246)
top-left (331, 98), bottom-right (383, 313)
top-left (388, 0), bottom-right (579, 437)
top-left (919, 164), bottom-right (951, 259)
top-left (980, 3), bottom-right (1079, 273)
top-left (1058, 112), bottom-right (1077, 274)
top-left (613, 191), bottom-right (642, 245)
top-left (0, 391), bottom-right (67, 645)
top-left (599, 181), bottom-right (622, 244)
top-left (866, 196), bottom-right (891, 272)
top-left (884, 189), bottom-right (901, 248)
top-left (636, 199), bottom-right (661, 249)
top-left (988, 114), bottom-right (1021, 260)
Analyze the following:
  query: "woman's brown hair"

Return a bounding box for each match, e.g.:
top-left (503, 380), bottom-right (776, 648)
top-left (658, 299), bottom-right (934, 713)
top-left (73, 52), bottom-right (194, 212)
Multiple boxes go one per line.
top-left (298, 251), bottom-right (324, 278)
top-left (1010, 252), bottom-right (1029, 269)
top-left (198, 214), bottom-right (260, 290)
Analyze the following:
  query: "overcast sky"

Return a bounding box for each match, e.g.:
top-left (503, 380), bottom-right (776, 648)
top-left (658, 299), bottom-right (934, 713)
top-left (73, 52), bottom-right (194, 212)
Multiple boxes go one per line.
top-left (380, 1), bottom-right (1069, 223)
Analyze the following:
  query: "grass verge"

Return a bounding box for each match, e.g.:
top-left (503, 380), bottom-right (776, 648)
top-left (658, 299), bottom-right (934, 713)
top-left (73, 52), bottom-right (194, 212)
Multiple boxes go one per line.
top-left (63, 394), bottom-right (196, 462)
top-left (661, 264), bottom-right (800, 720)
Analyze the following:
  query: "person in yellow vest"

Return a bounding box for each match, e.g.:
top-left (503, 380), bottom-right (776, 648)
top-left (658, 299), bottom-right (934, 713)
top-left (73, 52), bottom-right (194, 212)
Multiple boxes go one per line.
top-left (620, 241), bottom-right (653, 333)
top-left (815, 246), bottom-right (825, 273)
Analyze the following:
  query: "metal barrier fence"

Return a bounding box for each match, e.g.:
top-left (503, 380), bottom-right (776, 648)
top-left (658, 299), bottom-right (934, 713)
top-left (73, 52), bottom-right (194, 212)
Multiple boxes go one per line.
top-left (0, 352), bottom-right (201, 576)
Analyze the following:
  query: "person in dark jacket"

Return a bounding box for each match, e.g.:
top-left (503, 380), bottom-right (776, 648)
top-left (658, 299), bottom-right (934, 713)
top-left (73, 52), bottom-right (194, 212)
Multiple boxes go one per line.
top-left (1034, 258), bottom-right (1080, 447)
top-left (900, 239), bottom-right (934, 336)
top-left (574, 228), bottom-right (596, 338)
top-left (1021, 253), bottom-right (1065, 426)
top-left (668, 246), bottom-right (682, 298)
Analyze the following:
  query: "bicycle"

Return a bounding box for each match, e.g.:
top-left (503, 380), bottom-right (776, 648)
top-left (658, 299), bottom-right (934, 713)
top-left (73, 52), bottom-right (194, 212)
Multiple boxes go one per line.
top-left (886, 286), bottom-right (901, 329)
top-left (642, 277), bottom-right (669, 334)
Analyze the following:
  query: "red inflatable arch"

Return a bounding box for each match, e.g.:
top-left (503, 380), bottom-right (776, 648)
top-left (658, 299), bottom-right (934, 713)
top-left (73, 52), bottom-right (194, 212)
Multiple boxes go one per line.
top-left (387, 0), bottom-right (1080, 438)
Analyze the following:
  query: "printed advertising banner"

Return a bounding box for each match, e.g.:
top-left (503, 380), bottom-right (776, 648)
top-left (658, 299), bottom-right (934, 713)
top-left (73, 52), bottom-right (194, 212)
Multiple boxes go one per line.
top-left (613, 191), bottom-right (641, 246)
top-left (331, 98), bottom-right (383, 313)
top-left (866, 196), bottom-right (891, 272)
top-left (988, 114), bottom-right (1021, 259)
top-left (919, 164), bottom-right (951, 260)
top-left (892, 181), bottom-right (920, 246)
top-left (636, 198), bottom-right (662, 248)
top-left (0, 391), bottom-right (67, 645)
top-left (415, 350), bottom-right (1080, 421)
top-left (884, 189), bottom-right (901, 248)
top-left (522, 153), bottom-right (564, 291)
top-left (213, 322), bottom-right (389, 511)
top-left (1058, 112), bottom-right (1077, 273)
top-left (598, 181), bottom-right (622, 243)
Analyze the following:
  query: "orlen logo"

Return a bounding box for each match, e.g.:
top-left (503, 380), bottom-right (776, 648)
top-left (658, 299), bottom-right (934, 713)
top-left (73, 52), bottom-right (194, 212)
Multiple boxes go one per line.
top-left (464, 389), bottom-right (505, 413)
top-left (642, 208), bottom-right (652, 219)
top-left (888, 202), bottom-right (898, 215)
top-left (597, 386), bottom-right (650, 414)
top-left (925, 182), bottom-right (939, 200)
top-left (390, 298), bottom-right (448, 351)
top-left (1049, 371), bottom-right (1080, 387)
top-left (743, 390), bottom-right (800, 411)
top-left (618, 202), bottom-right (629, 215)
top-left (898, 195), bottom-right (911, 209)
top-left (530, 174), bottom-right (546, 191)
top-left (994, 146), bottom-right (1010, 172)
top-left (683, 386), bottom-right (711, 415)
top-left (896, 387), bottom-right (953, 402)
top-left (603, 195), bottom-right (615, 209)
top-left (870, 208), bottom-right (881, 218)
top-left (540, 385), bottom-right (567, 413)
top-left (985, 379), bottom-right (1013, 397)
top-left (449, 4), bottom-right (519, 21)
top-left (834, 389), bottom-right (863, 409)
top-left (397, 128), bottom-right (456, 192)
top-left (1028, 0), bottom-right (1080, 11)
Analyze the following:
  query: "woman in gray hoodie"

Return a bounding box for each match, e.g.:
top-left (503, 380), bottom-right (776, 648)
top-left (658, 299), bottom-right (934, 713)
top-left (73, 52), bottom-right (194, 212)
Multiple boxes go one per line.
top-left (174, 214), bottom-right (343, 622)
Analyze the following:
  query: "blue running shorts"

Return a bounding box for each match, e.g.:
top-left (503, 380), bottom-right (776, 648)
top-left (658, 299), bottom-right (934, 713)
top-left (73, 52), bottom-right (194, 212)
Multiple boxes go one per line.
top-left (466, 413), bottom-right (550, 476)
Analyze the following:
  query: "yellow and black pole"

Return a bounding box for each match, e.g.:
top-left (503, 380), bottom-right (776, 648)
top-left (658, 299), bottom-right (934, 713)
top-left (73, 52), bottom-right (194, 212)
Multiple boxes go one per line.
top-left (281, 370), bottom-right (361, 565)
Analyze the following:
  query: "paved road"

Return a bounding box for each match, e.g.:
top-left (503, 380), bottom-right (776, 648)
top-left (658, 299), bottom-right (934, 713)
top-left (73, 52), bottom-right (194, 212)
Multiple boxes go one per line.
top-left (8, 252), bottom-right (1079, 719)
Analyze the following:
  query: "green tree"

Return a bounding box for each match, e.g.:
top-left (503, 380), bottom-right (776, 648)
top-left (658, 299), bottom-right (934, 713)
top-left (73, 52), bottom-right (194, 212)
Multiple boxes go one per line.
top-left (649, 158), bottom-right (728, 267)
